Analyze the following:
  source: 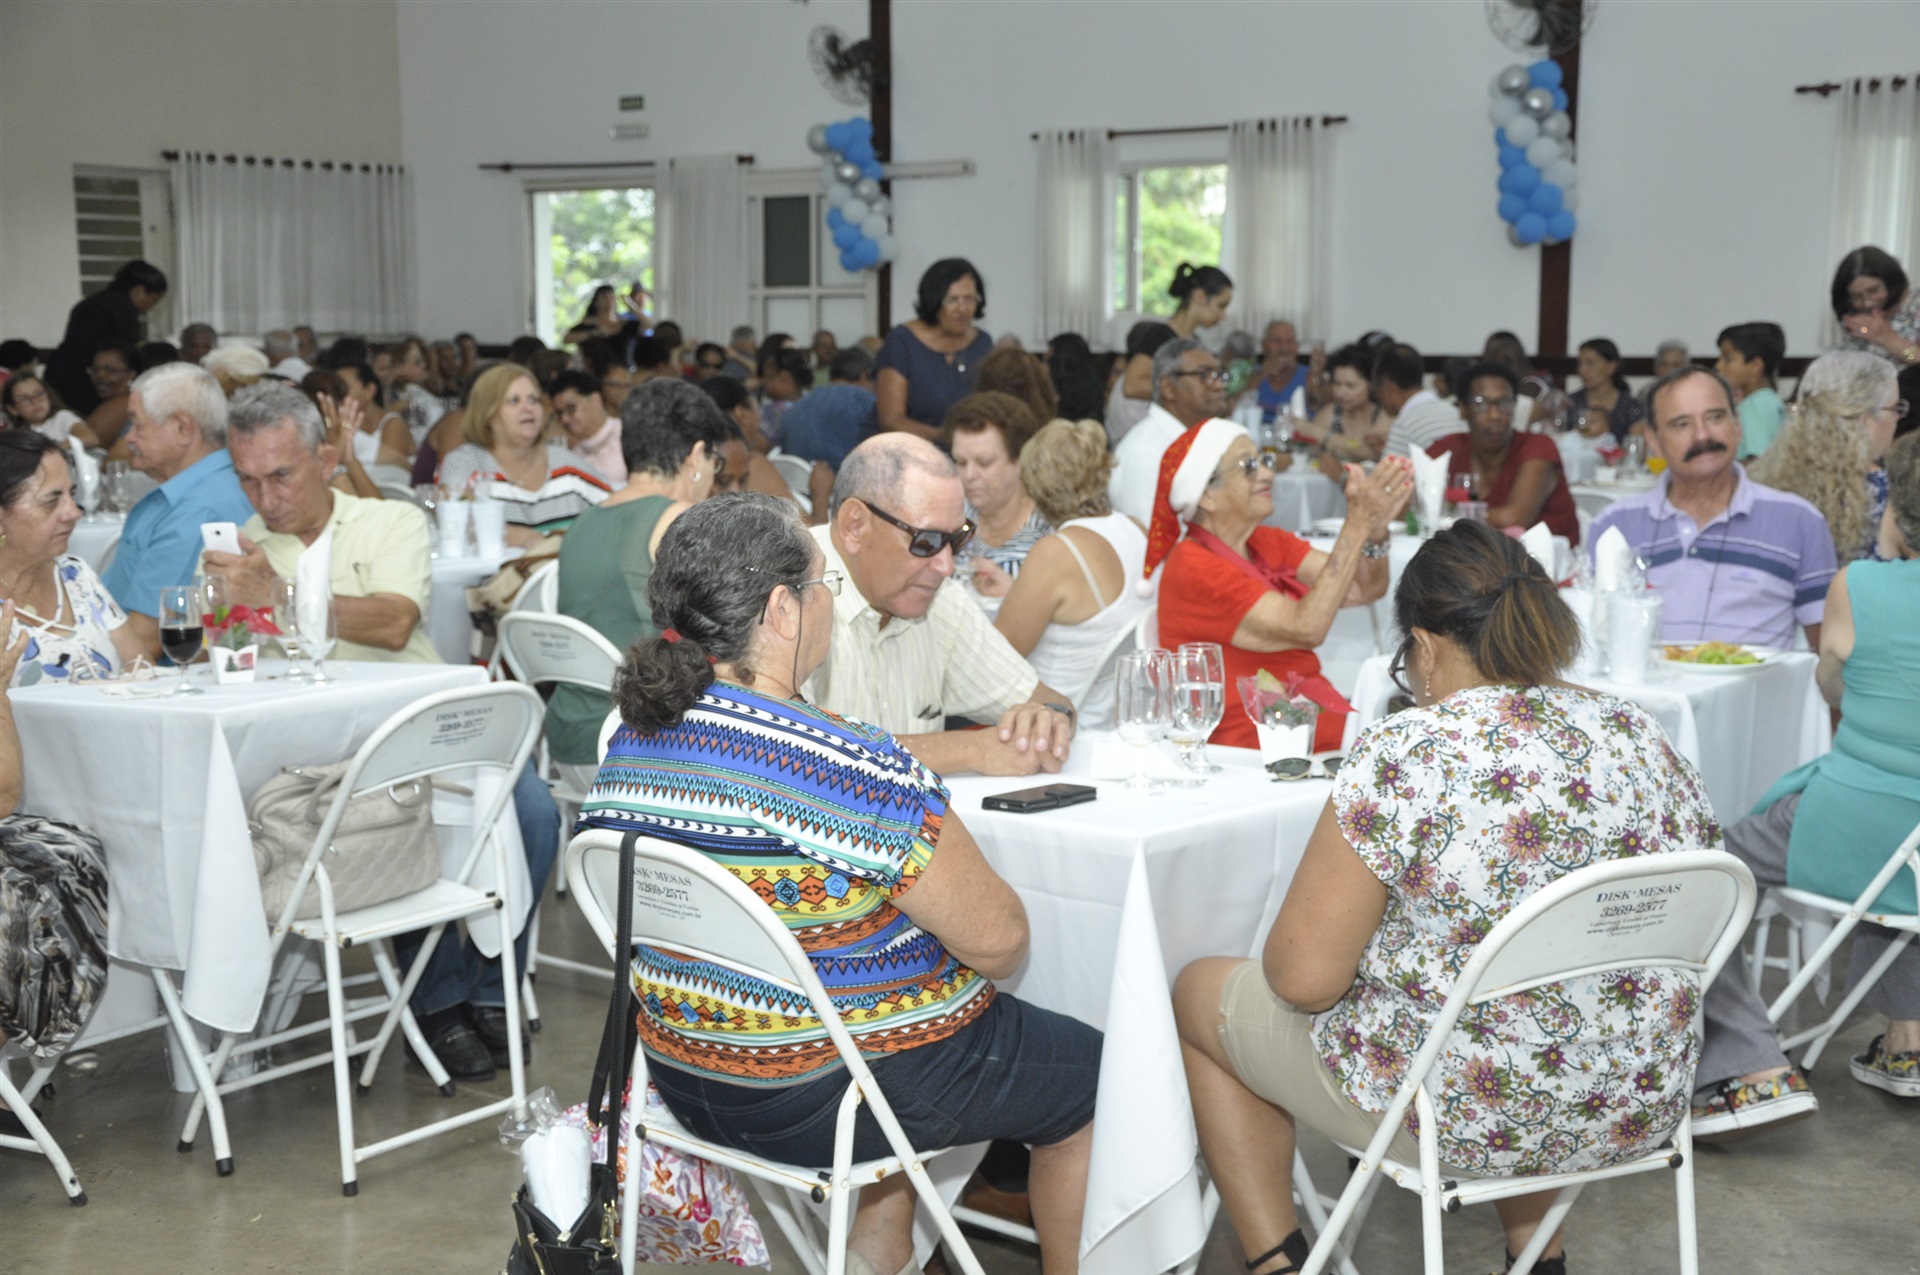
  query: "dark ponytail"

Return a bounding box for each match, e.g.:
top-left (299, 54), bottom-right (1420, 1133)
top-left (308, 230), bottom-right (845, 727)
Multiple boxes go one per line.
top-left (613, 493), bottom-right (815, 733)
top-left (1392, 520), bottom-right (1578, 689)
top-left (1167, 263), bottom-right (1232, 307)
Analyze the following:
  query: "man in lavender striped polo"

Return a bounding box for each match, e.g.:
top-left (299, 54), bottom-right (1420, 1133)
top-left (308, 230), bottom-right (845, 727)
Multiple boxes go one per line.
top-left (1591, 366), bottom-right (1835, 650)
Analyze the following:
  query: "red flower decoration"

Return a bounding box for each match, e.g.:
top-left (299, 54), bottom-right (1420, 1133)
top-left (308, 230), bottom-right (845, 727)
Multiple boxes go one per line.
top-left (1445, 485), bottom-right (1471, 504)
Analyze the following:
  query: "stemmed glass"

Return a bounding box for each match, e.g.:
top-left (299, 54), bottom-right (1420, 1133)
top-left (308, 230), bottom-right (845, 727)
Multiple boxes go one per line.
top-left (103, 461), bottom-right (132, 516)
top-left (157, 585), bottom-right (205, 695)
top-left (296, 584), bottom-right (338, 684)
top-left (268, 577), bottom-right (309, 679)
top-left (1114, 649), bottom-right (1174, 793)
top-left (1171, 643), bottom-right (1226, 775)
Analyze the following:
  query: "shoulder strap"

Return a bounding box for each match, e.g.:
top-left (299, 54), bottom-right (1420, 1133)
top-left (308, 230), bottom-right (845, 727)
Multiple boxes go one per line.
top-left (586, 830), bottom-right (640, 1131)
top-left (1056, 527), bottom-right (1109, 609)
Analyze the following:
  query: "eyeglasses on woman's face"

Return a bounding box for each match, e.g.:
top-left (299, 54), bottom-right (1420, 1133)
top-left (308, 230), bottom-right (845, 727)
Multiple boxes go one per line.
top-left (795, 570), bottom-right (844, 597)
top-left (858, 498), bottom-right (976, 558)
top-left (1217, 451), bottom-right (1280, 481)
top-left (1466, 394), bottom-right (1516, 417)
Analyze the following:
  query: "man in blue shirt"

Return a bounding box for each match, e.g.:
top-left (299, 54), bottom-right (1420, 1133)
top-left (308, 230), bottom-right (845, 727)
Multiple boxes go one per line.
top-left (103, 362), bottom-right (255, 661)
top-left (776, 346), bottom-right (878, 473)
top-left (1251, 320), bottom-right (1317, 423)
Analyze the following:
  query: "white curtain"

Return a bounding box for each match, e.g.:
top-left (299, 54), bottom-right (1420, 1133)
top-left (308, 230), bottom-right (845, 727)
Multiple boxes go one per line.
top-left (1825, 75), bottom-right (1920, 344)
top-left (1035, 128), bottom-right (1114, 344)
top-left (169, 151), bottom-right (414, 335)
top-left (1223, 117), bottom-right (1333, 341)
top-left (660, 156), bottom-right (748, 345)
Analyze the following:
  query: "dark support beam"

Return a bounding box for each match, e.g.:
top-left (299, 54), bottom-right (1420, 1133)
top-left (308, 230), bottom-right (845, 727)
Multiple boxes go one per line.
top-left (1536, 14), bottom-right (1581, 366)
top-left (870, 0), bottom-right (893, 332)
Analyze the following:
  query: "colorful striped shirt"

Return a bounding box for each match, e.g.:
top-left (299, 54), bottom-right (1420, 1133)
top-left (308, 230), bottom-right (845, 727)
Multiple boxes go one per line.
top-left (1589, 466), bottom-right (1836, 648)
top-left (437, 442), bottom-right (610, 534)
top-left (576, 682), bottom-right (994, 1085)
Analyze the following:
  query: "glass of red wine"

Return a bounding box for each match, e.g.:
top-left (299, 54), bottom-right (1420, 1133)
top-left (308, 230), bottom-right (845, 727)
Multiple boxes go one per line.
top-left (158, 585), bottom-right (205, 695)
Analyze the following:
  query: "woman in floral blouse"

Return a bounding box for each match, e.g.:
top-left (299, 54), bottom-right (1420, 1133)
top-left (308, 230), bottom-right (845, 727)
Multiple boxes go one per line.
top-left (1174, 520), bottom-right (1721, 1275)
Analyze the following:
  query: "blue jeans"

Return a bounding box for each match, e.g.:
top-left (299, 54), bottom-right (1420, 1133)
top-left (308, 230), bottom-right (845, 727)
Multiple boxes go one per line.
top-left (394, 761), bottom-right (560, 1016)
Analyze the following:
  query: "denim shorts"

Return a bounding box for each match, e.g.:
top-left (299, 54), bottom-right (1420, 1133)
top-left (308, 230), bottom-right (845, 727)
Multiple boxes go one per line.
top-left (647, 993), bottom-right (1102, 1168)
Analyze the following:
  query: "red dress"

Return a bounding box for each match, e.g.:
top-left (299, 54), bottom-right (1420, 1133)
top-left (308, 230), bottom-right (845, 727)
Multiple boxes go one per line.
top-left (1157, 526), bottom-right (1346, 752)
top-left (1427, 431), bottom-right (1580, 545)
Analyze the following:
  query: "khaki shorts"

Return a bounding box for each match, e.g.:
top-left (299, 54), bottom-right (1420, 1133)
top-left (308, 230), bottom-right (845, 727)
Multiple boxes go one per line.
top-left (1216, 961), bottom-right (1421, 1164)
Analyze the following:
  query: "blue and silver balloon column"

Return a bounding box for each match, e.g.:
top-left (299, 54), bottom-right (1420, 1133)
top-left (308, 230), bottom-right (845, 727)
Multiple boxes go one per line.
top-left (805, 117), bottom-right (897, 272)
top-left (1489, 60), bottom-right (1577, 247)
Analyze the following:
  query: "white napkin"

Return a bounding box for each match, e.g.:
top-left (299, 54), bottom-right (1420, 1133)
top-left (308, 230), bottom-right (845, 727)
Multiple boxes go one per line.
top-left (1519, 522), bottom-right (1556, 578)
top-left (520, 1124), bottom-right (592, 1223)
top-left (1411, 445), bottom-right (1449, 527)
top-left (1593, 525), bottom-right (1635, 592)
top-left (1088, 737), bottom-right (1190, 781)
top-left (295, 528), bottom-right (333, 637)
top-left (66, 437), bottom-right (100, 507)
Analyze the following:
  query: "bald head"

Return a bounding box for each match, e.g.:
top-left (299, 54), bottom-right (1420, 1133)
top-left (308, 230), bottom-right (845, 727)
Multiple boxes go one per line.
top-left (829, 434), bottom-right (960, 521)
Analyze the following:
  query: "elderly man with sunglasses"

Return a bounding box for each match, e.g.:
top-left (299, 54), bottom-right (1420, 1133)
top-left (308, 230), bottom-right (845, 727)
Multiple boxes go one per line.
top-left (806, 434), bottom-right (1077, 776)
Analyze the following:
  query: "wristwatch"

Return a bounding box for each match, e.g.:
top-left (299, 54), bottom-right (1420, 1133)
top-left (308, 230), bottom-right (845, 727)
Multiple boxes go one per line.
top-left (1042, 700), bottom-right (1078, 732)
top-left (1361, 538), bottom-right (1391, 559)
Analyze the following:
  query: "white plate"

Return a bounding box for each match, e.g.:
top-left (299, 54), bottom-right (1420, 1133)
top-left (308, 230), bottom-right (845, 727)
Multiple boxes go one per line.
top-left (1660, 644), bottom-right (1779, 673)
top-left (1311, 517), bottom-right (1409, 537)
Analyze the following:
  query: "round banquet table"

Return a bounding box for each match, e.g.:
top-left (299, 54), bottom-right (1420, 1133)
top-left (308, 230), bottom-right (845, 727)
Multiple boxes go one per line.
top-left (66, 511), bottom-right (126, 569)
top-left (1262, 466), bottom-right (1347, 533)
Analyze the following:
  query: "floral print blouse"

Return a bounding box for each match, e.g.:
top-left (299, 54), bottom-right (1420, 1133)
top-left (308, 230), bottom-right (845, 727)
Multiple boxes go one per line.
top-left (1313, 684), bottom-right (1721, 1176)
top-left (7, 556), bottom-right (127, 686)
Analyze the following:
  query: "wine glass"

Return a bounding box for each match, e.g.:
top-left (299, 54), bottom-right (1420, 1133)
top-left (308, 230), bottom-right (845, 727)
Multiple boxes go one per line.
top-left (103, 461), bottom-right (132, 516)
top-left (158, 585), bottom-right (205, 695)
top-left (296, 585), bottom-right (338, 684)
top-left (1171, 644), bottom-right (1226, 775)
top-left (1114, 649), bottom-right (1174, 793)
top-left (268, 576), bottom-right (309, 679)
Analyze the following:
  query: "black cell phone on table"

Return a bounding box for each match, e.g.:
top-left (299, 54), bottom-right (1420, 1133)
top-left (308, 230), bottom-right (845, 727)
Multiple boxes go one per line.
top-left (982, 783), bottom-right (1099, 814)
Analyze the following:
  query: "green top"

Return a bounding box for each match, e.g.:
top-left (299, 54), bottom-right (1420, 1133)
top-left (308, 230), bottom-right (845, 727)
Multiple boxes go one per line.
top-left (1736, 387), bottom-right (1785, 459)
top-left (547, 494), bottom-right (675, 764)
top-left (1763, 557), bottom-right (1920, 912)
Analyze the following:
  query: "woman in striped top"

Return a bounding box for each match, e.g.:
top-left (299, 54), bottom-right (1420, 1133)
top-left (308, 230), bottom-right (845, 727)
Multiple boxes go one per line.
top-left (437, 362), bottom-right (609, 547)
top-left (578, 493), bottom-right (1100, 1275)
top-left (945, 391), bottom-right (1052, 600)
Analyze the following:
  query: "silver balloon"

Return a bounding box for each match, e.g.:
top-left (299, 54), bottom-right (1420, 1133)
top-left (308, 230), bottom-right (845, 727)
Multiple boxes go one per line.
top-left (1524, 136), bottom-right (1561, 168)
top-left (1558, 138), bottom-right (1575, 161)
top-left (841, 197), bottom-right (870, 224)
top-left (870, 195), bottom-right (891, 217)
top-left (1542, 111), bottom-right (1573, 141)
top-left (1489, 96), bottom-right (1522, 129)
top-left (860, 212), bottom-right (889, 240)
top-left (853, 177), bottom-right (881, 202)
top-left (877, 234), bottom-right (899, 263)
top-left (1542, 158), bottom-right (1577, 188)
top-left (825, 181), bottom-right (853, 208)
top-left (1498, 65), bottom-right (1530, 96)
top-left (1522, 88), bottom-right (1554, 118)
top-left (806, 124), bottom-right (831, 154)
top-left (1507, 223), bottom-right (1528, 247)
top-left (834, 160), bottom-right (861, 185)
top-left (1502, 114), bottom-right (1541, 146)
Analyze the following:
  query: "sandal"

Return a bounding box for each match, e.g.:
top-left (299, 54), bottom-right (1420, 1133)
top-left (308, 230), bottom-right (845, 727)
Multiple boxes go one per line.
top-left (1500, 1249), bottom-right (1567, 1275)
top-left (1245, 1229), bottom-right (1311, 1275)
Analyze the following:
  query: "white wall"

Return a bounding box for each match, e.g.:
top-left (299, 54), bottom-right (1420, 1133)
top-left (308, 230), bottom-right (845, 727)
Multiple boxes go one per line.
top-left (0, 0), bottom-right (402, 345)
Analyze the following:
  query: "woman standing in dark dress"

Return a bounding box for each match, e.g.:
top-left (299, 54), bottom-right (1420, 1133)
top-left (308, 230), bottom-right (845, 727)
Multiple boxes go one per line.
top-left (43, 260), bottom-right (168, 416)
top-left (874, 258), bottom-right (994, 443)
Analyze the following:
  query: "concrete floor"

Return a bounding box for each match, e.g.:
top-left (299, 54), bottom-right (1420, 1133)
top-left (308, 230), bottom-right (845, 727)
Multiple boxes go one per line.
top-left (4, 891), bottom-right (1915, 1273)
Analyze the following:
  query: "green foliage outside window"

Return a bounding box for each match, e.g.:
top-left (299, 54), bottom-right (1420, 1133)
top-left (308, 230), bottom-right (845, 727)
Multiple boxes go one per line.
top-left (1114, 165), bottom-right (1227, 316)
top-left (549, 187), bottom-right (655, 342)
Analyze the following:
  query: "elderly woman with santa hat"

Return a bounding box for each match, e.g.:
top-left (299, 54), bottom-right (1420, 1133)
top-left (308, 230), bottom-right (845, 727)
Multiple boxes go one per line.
top-left (1154, 420), bottom-right (1413, 752)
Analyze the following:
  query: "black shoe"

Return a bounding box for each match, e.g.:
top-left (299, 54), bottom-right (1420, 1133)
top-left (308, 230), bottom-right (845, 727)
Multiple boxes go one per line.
top-left (409, 1014), bottom-right (495, 1084)
top-left (469, 1005), bottom-right (528, 1070)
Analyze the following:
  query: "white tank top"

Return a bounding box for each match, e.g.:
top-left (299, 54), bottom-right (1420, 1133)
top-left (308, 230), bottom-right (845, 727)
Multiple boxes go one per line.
top-left (1022, 512), bottom-right (1152, 732)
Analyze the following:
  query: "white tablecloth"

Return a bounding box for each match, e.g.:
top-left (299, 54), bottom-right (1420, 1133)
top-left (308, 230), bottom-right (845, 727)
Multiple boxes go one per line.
top-left (1554, 432), bottom-right (1601, 484)
top-left (428, 552), bottom-right (509, 664)
top-left (1343, 651), bottom-right (1831, 820)
top-left (14, 660), bottom-right (509, 1032)
top-left (938, 742), bottom-right (1332, 1275)
top-left (1262, 467), bottom-right (1347, 534)
top-left (66, 512), bottom-right (126, 570)
top-left (1570, 474), bottom-right (1659, 518)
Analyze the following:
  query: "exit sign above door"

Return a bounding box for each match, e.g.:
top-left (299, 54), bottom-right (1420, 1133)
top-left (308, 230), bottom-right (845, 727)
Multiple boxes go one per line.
top-left (619, 95), bottom-right (645, 112)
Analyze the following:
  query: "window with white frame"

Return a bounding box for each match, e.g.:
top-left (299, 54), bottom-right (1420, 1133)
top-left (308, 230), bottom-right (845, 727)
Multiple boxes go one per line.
top-left (529, 183), bottom-right (655, 346)
top-left (1111, 163), bottom-right (1227, 317)
top-left (748, 180), bottom-right (876, 348)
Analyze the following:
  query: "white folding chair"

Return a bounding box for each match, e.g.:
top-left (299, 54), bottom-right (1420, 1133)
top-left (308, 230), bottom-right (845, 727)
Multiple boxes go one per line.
top-left (766, 450), bottom-right (815, 502)
top-left (516, 560), bottom-right (560, 615)
top-left (1299, 850), bottom-right (1756, 1275)
top-left (1062, 606), bottom-right (1148, 723)
top-left (1133, 606), bottom-right (1159, 651)
top-left (496, 611), bottom-right (625, 1000)
top-left (175, 683), bottom-right (543, 1194)
top-left (1761, 814), bottom-right (1920, 1067)
top-left (375, 480), bottom-right (417, 502)
top-left (1, 1046), bottom-right (85, 1205)
top-left (566, 828), bottom-right (991, 1275)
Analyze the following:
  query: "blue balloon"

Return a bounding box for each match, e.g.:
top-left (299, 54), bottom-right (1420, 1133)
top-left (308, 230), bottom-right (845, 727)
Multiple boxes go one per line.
top-left (826, 206), bottom-right (846, 229)
top-left (845, 140), bottom-right (875, 166)
top-left (1514, 212), bottom-right (1548, 245)
top-left (848, 116), bottom-right (873, 142)
top-left (850, 237), bottom-right (881, 269)
top-left (1506, 162), bottom-right (1541, 195)
top-left (1551, 87), bottom-right (1569, 111)
top-left (1498, 193), bottom-right (1530, 223)
top-left (1547, 209), bottom-right (1577, 241)
top-left (839, 248), bottom-right (861, 273)
top-left (862, 160), bottom-right (885, 181)
top-left (1498, 143), bottom-right (1527, 170)
top-left (832, 221), bottom-right (862, 250)
top-left (1529, 183), bottom-right (1563, 215)
top-left (1529, 60), bottom-right (1564, 90)
top-left (825, 122), bottom-right (852, 153)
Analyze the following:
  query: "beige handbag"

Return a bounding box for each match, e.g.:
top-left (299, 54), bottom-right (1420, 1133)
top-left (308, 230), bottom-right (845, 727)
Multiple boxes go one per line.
top-left (248, 760), bottom-right (441, 921)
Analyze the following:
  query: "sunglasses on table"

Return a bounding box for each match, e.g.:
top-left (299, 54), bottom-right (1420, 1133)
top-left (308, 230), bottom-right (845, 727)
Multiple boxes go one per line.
top-left (858, 499), bottom-right (976, 558)
top-left (1266, 755), bottom-right (1344, 782)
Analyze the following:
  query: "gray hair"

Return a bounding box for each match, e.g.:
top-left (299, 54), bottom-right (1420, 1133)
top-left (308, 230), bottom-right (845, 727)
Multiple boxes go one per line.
top-left (228, 380), bottom-right (326, 453)
top-left (1655, 338), bottom-right (1689, 360)
top-left (1887, 432), bottom-right (1920, 550)
top-left (262, 329), bottom-right (297, 360)
top-left (1643, 364), bottom-right (1737, 428)
top-left (1220, 329), bottom-right (1257, 362)
top-left (131, 362), bottom-right (228, 445)
top-left (729, 325), bottom-right (756, 345)
top-left (1151, 337), bottom-right (1206, 401)
top-left (829, 434), bottom-right (959, 520)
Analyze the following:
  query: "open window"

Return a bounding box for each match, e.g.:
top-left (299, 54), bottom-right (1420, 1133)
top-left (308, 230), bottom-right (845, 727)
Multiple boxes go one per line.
top-left (1112, 163), bottom-right (1227, 317)
top-left (530, 185), bottom-right (655, 346)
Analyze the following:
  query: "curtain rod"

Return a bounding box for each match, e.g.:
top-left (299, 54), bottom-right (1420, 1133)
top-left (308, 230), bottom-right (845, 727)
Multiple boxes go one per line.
top-left (478, 155), bottom-right (754, 173)
top-left (1030, 117), bottom-right (1346, 141)
top-left (1796, 76), bottom-right (1912, 97)
top-left (161, 149), bottom-right (403, 173)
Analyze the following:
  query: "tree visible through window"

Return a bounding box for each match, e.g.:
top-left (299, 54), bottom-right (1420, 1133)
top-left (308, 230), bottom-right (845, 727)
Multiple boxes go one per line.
top-left (1114, 164), bottom-right (1227, 316)
top-left (545, 187), bottom-right (654, 342)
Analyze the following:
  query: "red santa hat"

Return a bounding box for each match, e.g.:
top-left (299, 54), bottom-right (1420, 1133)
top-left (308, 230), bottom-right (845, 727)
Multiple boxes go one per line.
top-left (1139, 417), bottom-right (1249, 595)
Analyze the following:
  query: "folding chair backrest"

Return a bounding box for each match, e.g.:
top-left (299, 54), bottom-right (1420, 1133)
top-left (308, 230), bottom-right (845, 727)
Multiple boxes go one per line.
top-left (1463, 850), bottom-right (1756, 1005)
top-left (597, 709), bottom-right (624, 762)
top-left (497, 612), bottom-right (622, 694)
top-left (512, 560), bottom-right (560, 615)
top-left (1066, 608), bottom-right (1144, 714)
top-left (766, 451), bottom-right (813, 498)
top-left (568, 829), bottom-right (814, 1009)
top-left (1133, 606), bottom-right (1158, 652)
top-left (341, 682), bottom-right (545, 799)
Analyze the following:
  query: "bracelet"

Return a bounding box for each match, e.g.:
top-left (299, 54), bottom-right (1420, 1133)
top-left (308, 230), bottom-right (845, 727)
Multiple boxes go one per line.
top-left (1041, 700), bottom-right (1078, 731)
top-left (1361, 539), bottom-right (1391, 559)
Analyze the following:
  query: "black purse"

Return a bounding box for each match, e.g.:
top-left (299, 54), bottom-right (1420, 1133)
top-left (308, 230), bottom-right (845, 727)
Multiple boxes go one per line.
top-left (505, 831), bottom-right (640, 1275)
